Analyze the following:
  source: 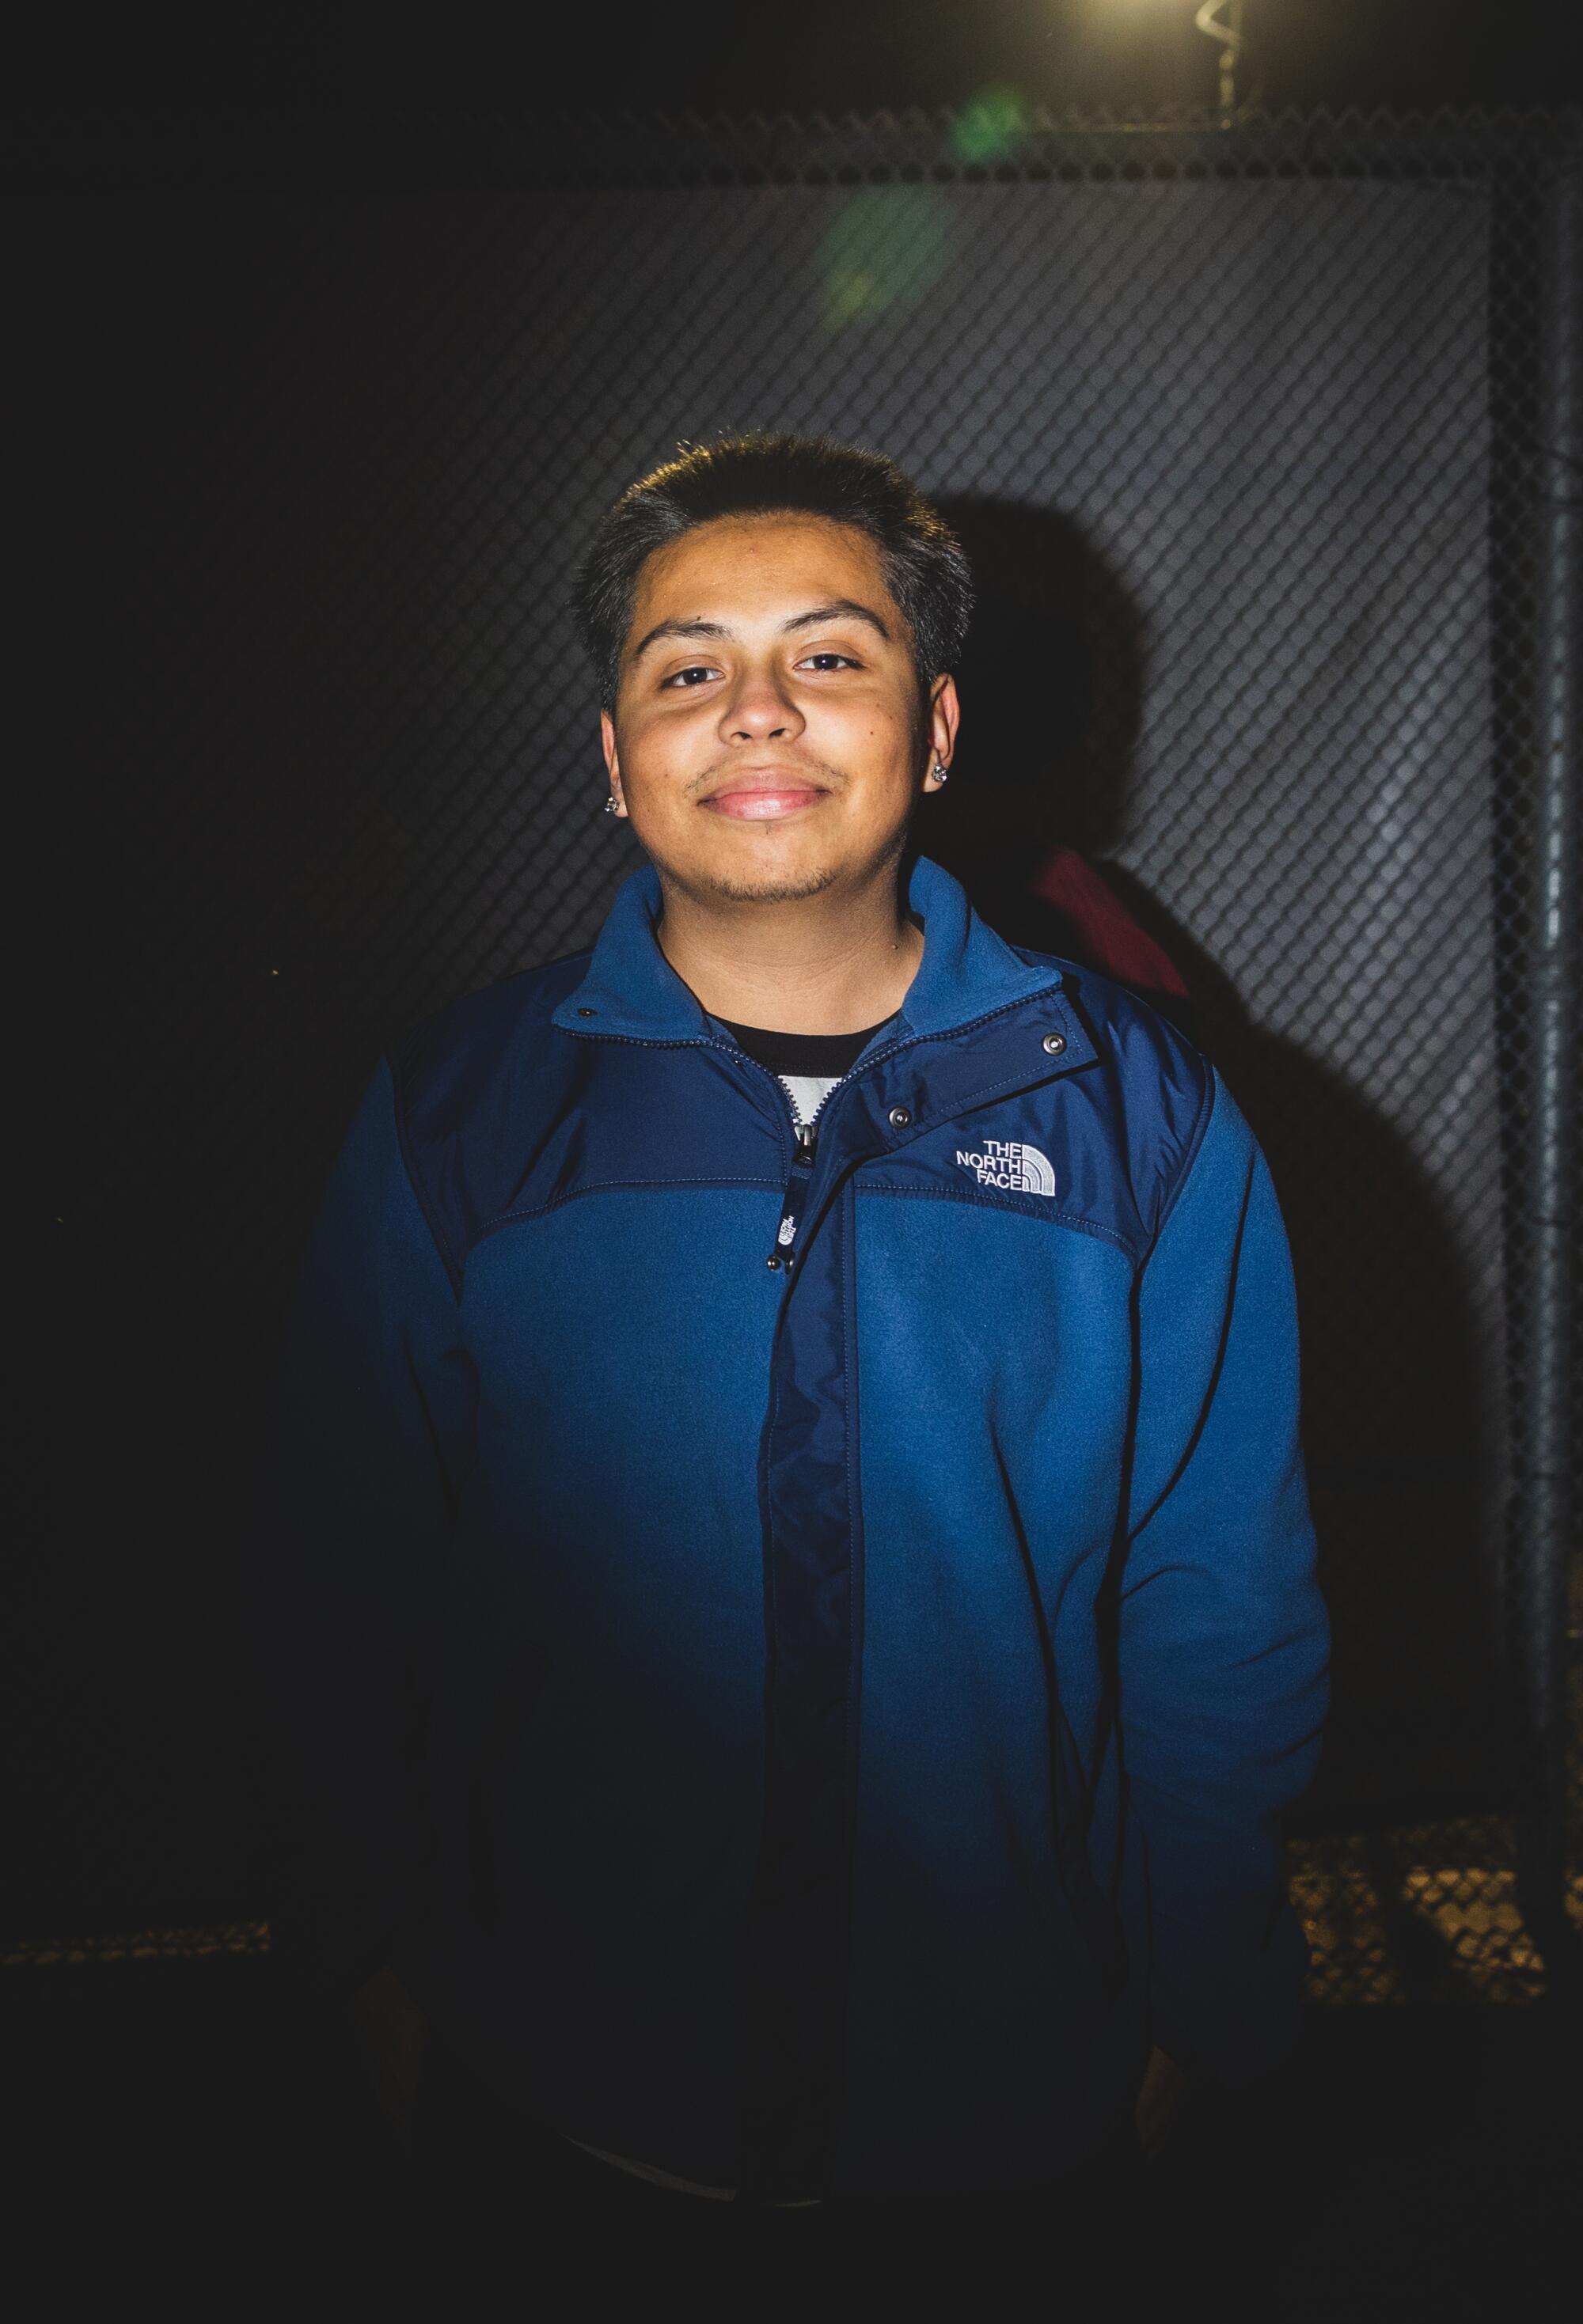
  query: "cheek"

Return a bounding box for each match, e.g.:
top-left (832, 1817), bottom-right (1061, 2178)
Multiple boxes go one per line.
top-left (815, 692), bottom-right (914, 764)
top-left (619, 707), bottom-right (702, 787)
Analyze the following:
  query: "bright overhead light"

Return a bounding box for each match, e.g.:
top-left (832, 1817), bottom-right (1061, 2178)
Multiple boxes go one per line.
top-left (1194, 0), bottom-right (1247, 119)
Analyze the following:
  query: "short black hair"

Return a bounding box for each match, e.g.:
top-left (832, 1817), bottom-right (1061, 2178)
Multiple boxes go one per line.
top-left (571, 430), bottom-right (974, 715)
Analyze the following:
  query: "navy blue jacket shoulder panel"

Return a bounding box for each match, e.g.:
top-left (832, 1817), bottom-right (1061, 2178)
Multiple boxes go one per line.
top-left (1004, 943), bottom-right (1217, 1258)
top-left (388, 950), bottom-right (595, 1295)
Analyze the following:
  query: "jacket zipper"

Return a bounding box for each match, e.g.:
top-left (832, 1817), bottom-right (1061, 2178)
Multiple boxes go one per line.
top-left (693, 1039), bottom-right (841, 1276)
top-left (767, 1112), bottom-right (820, 1274)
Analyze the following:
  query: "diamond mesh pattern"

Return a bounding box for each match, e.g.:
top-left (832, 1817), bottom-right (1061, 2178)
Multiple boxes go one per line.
top-left (15, 108), bottom-right (1579, 2004)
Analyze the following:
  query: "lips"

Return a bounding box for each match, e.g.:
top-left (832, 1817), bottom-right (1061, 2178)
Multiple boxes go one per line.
top-left (700, 772), bottom-right (829, 821)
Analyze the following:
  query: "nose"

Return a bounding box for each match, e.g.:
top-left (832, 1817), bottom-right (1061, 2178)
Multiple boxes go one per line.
top-left (718, 664), bottom-right (807, 747)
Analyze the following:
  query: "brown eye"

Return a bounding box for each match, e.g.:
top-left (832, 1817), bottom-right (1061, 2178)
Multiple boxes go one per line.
top-left (662, 665), bottom-right (718, 689)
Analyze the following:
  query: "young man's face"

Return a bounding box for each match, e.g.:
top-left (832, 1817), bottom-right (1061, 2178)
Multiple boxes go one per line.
top-left (602, 512), bottom-right (957, 908)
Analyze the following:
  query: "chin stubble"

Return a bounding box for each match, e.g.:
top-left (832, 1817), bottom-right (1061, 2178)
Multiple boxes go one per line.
top-left (683, 859), bottom-right (848, 906)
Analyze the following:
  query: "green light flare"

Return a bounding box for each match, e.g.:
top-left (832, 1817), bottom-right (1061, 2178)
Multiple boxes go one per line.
top-left (816, 188), bottom-right (953, 333)
top-left (950, 86), bottom-right (1029, 164)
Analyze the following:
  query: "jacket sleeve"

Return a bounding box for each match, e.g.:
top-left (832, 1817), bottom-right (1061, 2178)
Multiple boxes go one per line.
top-left (1117, 1062), bottom-right (1331, 2090)
top-left (240, 1053), bottom-right (473, 2007)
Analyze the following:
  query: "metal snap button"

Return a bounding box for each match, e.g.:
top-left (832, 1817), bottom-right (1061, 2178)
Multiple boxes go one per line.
top-left (1042, 1032), bottom-right (1066, 1055)
top-left (888, 1105), bottom-right (911, 1129)
top-left (577, 1007), bottom-right (597, 1017)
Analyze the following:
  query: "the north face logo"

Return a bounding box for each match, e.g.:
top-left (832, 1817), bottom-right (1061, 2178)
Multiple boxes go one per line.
top-left (955, 1139), bottom-right (1057, 1197)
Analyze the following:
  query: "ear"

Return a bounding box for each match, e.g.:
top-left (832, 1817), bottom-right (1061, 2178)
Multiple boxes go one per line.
top-left (600, 710), bottom-right (627, 815)
top-left (924, 674), bottom-right (961, 787)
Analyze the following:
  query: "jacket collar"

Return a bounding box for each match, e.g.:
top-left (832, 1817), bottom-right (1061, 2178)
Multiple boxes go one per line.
top-left (551, 851), bottom-right (1069, 1046)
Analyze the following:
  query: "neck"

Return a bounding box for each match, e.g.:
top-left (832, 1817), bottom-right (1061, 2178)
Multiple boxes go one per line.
top-left (653, 859), bottom-right (924, 1034)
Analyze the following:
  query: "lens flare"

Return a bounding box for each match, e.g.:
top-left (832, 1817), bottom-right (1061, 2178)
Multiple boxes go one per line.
top-left (817, 188), bottom-right (953, 332)
top-left (951, 86), bottom-right (1030, 165)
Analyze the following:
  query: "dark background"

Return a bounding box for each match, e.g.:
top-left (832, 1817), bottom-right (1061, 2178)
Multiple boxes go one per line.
top-left (10, 0), bottom-right (1583, 116)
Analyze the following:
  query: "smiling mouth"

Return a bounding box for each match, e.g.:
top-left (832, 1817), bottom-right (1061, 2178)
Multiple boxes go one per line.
top-left (700, 783), bottom-right (829, 821)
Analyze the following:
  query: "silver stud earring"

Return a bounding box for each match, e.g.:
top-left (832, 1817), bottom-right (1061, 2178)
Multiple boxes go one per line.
top-left (933, 759), bottom-right (949, 786)
top-left (604, 794), bottom-right (619, 814)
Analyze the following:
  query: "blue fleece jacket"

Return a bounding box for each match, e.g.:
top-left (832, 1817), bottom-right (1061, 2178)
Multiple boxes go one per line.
top-left (245, 849), bottom-right (1330, 2202)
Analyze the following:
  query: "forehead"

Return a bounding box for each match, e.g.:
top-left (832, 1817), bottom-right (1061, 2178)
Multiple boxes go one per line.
top-left (628, 512), bottom-right (896, 635)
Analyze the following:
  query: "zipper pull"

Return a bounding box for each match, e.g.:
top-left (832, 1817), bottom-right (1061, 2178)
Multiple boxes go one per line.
top-left (768, 1120), bottom-right (819, 1272)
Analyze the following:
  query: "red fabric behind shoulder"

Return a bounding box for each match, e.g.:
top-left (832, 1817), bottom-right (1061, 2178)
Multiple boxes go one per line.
top-left (1027, 844), bottom-right (1190, 1010)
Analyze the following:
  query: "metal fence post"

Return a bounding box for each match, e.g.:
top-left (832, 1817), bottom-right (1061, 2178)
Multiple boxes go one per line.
top-left (1513, 132), bottom-right (1581, 1995)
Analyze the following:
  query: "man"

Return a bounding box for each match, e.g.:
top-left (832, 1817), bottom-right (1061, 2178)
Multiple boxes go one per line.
top-left (248, 432), bottom-right (1330, 2254)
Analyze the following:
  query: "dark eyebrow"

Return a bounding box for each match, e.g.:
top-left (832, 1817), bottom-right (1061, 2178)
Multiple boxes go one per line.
top-left (627, 598), bottom-right (894, 670)
top-left (626, 616), bottom-right (732, 668)
top-left (780, 600), bottom-right (892, 643)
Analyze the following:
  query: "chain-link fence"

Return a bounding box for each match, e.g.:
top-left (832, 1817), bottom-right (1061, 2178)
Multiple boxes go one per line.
top-left (14, 106), bottom-right (1579, 2006)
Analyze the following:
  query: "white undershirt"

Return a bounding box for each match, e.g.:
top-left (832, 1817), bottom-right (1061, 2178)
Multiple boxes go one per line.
top-left (776, 1070), bottom-right (844, 1127)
